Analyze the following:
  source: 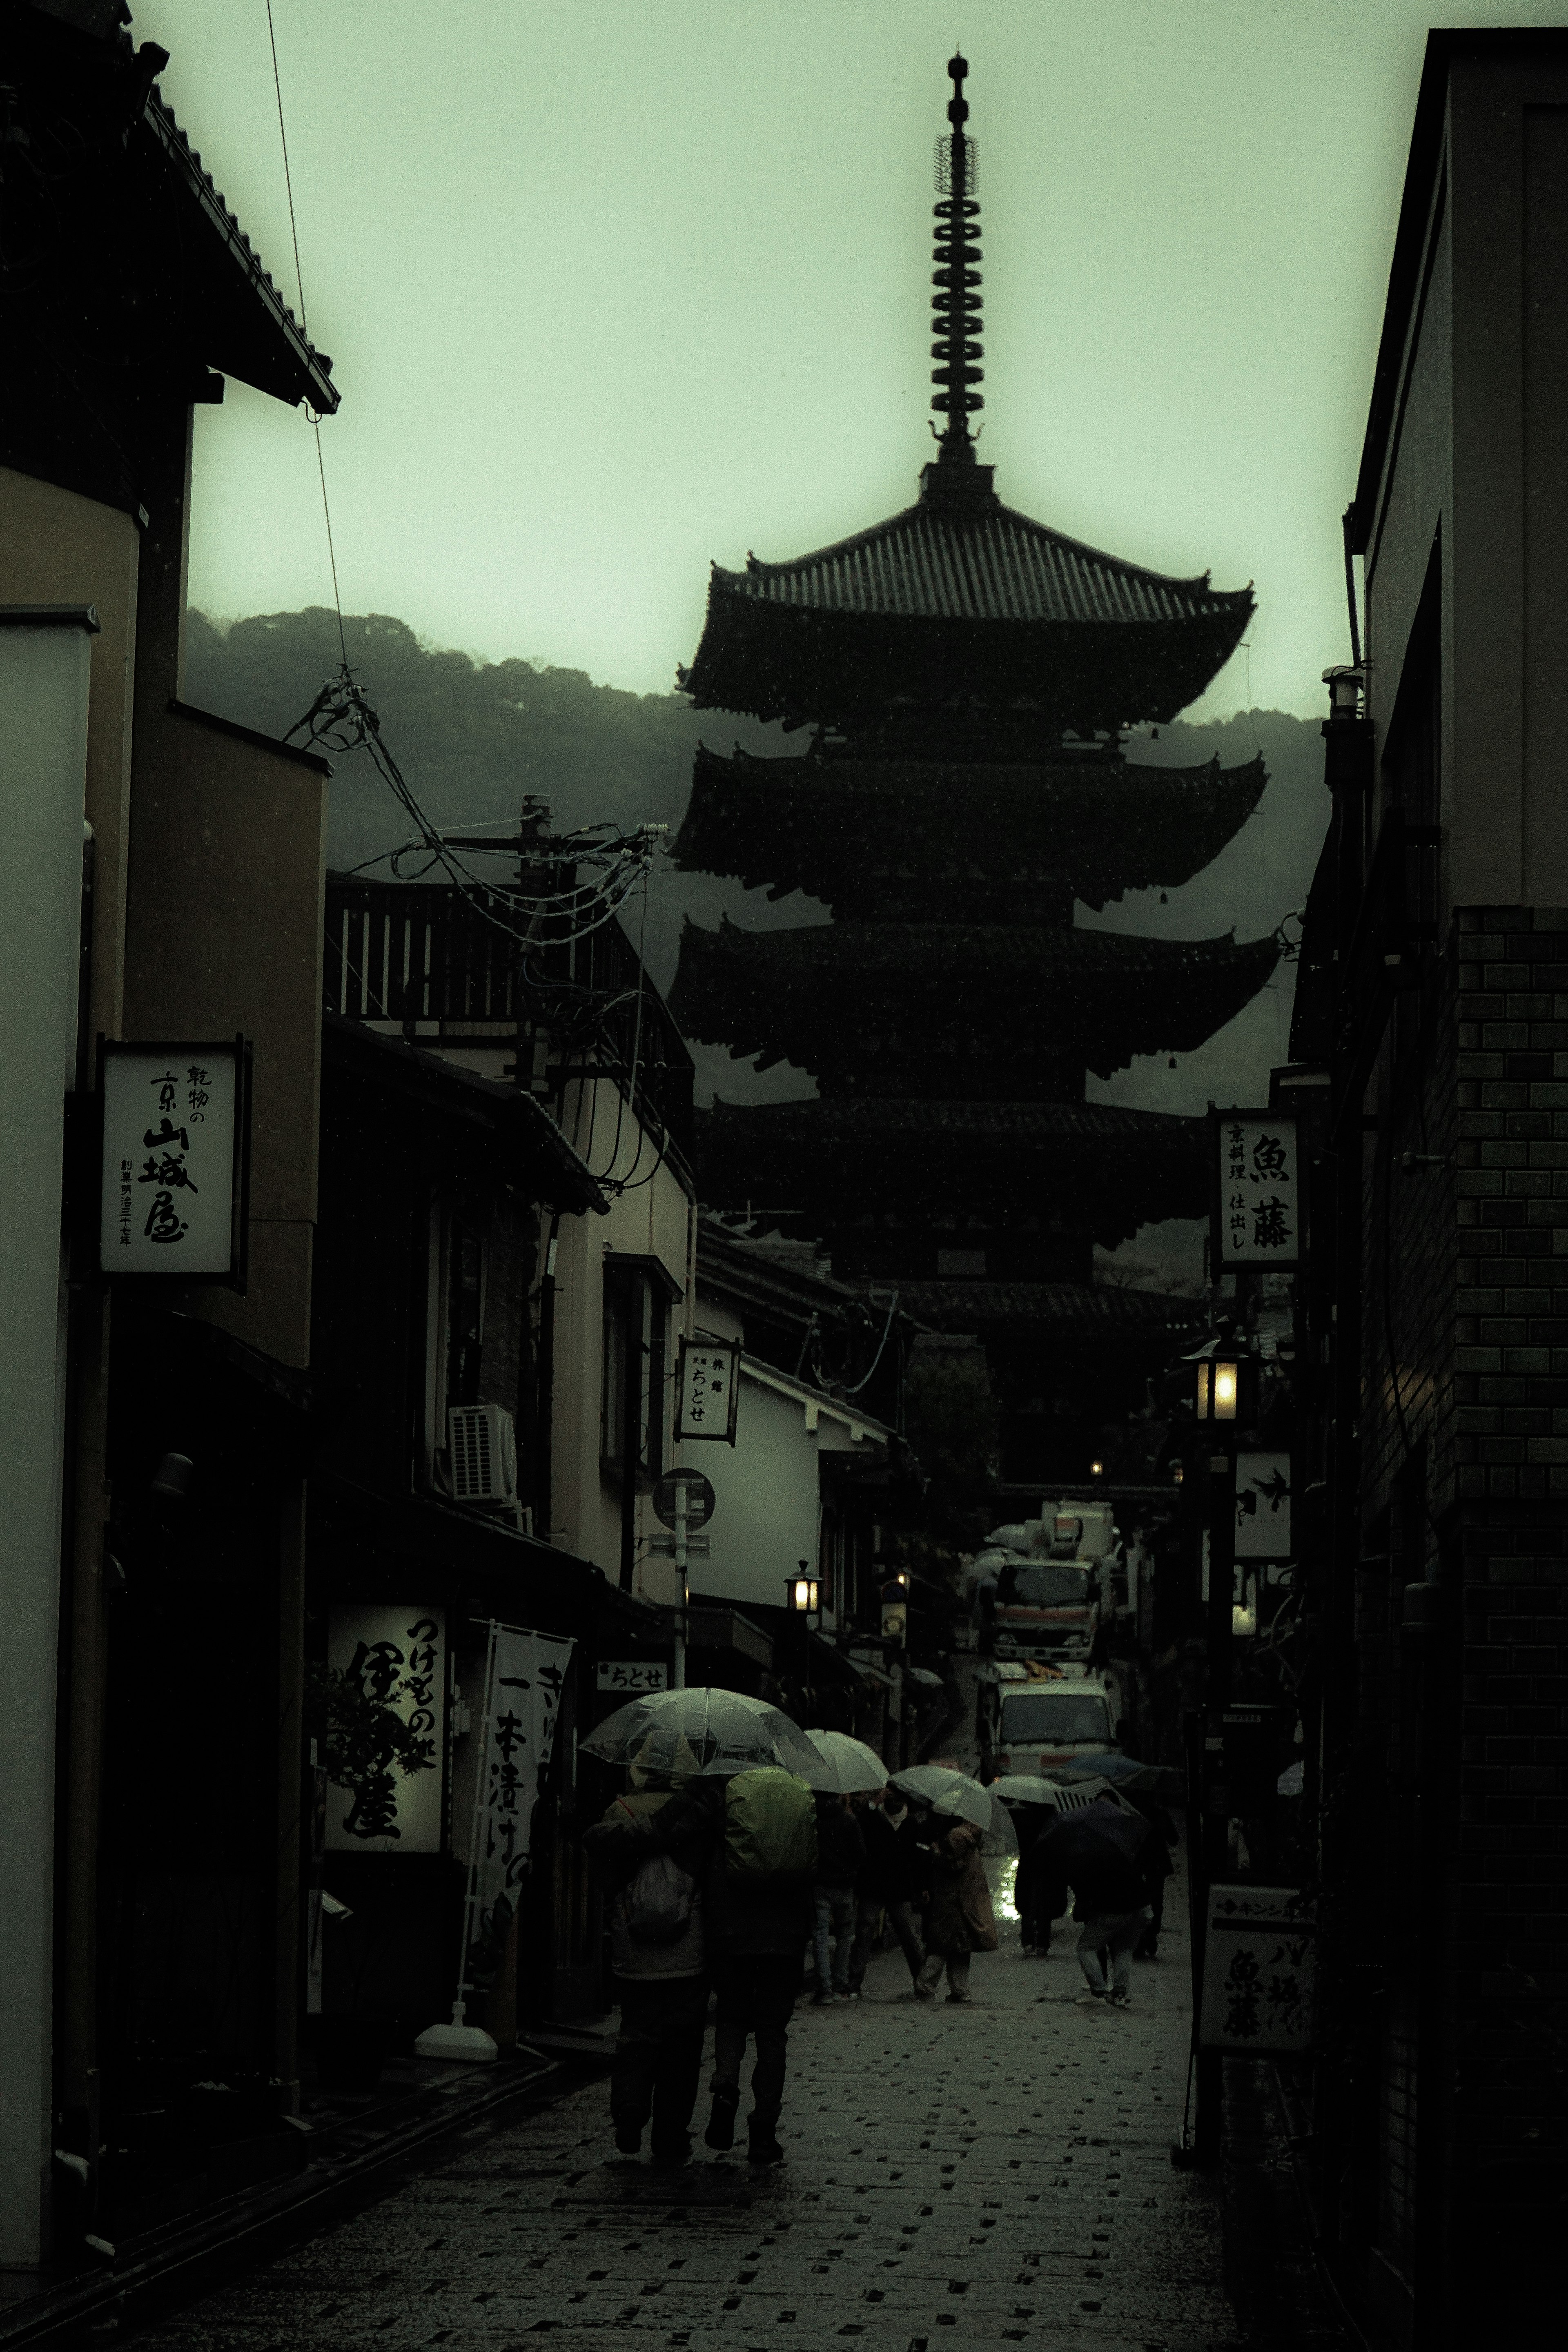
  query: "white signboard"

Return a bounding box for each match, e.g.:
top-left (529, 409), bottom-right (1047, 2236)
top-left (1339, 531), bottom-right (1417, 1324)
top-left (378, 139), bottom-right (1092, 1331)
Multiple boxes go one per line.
top-left (1235, 1452), bottom-right (1292, 1557)
top-left (1200, 1883), bottom-right (1316, 2051)
top-left (597, 1659), bottom-right (668, 1693)
top-left (325, 1605), bottom-right (445, 1854)
top-left (1215, 1113), bottom-right (1299, 1267)
top-left (675, 1339), bottom-right (740, 1443)
top-left (100, 1042), bottom-right (245, 1276)
top-left (474, 1624), bottom-right (575, 1913)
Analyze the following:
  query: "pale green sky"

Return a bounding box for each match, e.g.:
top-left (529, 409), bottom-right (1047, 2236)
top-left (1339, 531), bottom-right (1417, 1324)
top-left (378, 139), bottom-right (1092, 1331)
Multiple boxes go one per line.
top-left (136, 1), bottom-right (1563, 718)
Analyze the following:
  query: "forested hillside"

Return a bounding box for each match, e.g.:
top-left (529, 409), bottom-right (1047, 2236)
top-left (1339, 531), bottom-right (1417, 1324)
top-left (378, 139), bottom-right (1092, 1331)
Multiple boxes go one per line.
top-left (185, 608), bottom-right (1327, 1130)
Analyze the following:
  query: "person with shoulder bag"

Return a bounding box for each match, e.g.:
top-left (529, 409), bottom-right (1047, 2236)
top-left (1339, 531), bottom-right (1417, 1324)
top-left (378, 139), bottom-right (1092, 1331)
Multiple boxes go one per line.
top-left (627, 1764), bottom-right (816, 2165)
top-left (582, 1773), bottom-right (710, 2168)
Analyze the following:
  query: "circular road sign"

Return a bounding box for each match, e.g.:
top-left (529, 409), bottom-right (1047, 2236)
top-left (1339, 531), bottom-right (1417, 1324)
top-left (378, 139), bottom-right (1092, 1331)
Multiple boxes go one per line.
top-left (652, 1468), bottom-right (717, 1530)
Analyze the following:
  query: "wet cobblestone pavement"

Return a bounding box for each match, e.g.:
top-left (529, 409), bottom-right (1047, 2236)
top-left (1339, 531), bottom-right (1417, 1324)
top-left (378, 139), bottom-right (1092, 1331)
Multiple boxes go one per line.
top-left (129, 1853), bottom-right (1246, 2352)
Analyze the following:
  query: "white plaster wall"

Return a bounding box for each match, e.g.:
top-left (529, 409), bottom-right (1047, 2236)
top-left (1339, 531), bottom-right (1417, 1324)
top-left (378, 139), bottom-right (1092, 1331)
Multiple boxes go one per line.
top-left (0, 620), bottom-right (93, 2267)
top-left (688, 1370), bottom-right (823, 1615)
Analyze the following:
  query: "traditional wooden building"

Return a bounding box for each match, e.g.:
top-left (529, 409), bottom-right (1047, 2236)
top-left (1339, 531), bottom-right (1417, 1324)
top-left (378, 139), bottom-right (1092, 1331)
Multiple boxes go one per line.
top-left (670, 54), bottom-right (1272, 1483)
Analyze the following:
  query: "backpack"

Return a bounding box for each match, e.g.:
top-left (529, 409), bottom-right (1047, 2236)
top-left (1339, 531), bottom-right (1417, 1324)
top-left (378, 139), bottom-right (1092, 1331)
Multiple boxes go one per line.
top-left (723, 1768), bottom-right (817, 1884)
top-left (621, 1851), bottom-right (699, 1946)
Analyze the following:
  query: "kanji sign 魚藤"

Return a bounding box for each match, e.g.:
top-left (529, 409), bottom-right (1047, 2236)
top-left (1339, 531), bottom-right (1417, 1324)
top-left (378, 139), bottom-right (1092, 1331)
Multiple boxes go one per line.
top-left (1213, 1112), bottom-right (1299, 1268)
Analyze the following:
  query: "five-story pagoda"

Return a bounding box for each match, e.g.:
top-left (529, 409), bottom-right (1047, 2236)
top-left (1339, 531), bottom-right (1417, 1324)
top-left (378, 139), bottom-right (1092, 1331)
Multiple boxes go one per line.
top-left (670, 54), bottom-right (1280, 1482)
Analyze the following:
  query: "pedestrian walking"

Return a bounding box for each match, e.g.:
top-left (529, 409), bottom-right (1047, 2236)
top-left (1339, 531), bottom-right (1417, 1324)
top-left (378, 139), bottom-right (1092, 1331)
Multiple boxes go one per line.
top-left (582, 1775), bottom-right (710, 2168)
top-left (610, 1764), bottom-right (817, 2166)
top-left (1032, 1799), bottom-right (1157, 2009)
top-left (1131, 1796), bottom-right (1178, 1960)
top-left (913, 1813), bottom-right (998, 2002)
top-left (847, 1790), bottom-right (925, 1992)
top-left (811, 1789), bottom-right (866, 2003)
top-left (1013, 1804), bottom-right (1057, 1957)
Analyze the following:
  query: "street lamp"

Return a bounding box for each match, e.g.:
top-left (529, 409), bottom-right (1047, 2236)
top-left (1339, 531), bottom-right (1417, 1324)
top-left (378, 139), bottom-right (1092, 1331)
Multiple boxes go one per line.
top-left (786, 1570), bottom-right (820, 1618)
top-left (1193, 1346), bottom-right (1252, 1423)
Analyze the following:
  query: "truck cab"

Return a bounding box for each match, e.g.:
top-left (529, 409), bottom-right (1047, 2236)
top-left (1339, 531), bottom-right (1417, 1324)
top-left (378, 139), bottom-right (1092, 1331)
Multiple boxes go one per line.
top-left (973, 1499), bottom-right (1117, 1667)
top-left (976, 1662), bottom-right (1122, 1778)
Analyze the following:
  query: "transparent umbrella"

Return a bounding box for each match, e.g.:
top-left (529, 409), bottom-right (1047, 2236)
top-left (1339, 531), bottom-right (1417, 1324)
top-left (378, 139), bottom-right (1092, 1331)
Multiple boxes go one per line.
top-left (579, 1686), bottom-right (828, 1782)
top-left (988, 1774), bottom-right (1066, 1807)
top-left (888, 1764), bottom-right (1018, 1855)
top-left (804, 1729), bottom-right (889, 1794)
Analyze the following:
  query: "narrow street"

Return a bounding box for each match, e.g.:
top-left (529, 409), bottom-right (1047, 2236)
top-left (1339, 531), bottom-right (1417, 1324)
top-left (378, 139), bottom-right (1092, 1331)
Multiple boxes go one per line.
top-left (127, 1861), bottom-right (1241, 2352)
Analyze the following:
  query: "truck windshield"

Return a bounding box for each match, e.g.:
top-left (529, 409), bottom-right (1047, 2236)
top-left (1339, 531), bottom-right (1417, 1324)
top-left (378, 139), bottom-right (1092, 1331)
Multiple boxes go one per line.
top-left (995, 1564), bottom-right (1090, 1608)
top-left (999, 1692), bottom-right (1111, 1744)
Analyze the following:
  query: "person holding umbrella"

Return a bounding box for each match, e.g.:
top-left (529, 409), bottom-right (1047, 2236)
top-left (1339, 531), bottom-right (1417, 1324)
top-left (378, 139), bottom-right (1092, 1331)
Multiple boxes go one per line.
top-left (1034, 1795), bottom-right (1156, 2007)
top-left (581, 1688), bottom-right (824, 2167)
top-left (889, 1766), bottom-right (1013, 2004)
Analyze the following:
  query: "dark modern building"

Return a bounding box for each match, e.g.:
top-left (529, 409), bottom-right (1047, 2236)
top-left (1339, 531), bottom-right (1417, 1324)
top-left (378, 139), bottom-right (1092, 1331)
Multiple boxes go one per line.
top-left (1285, 30), bottom-right (1568, 2343)
top-left (670, 54), bottom-right (1278, 1485)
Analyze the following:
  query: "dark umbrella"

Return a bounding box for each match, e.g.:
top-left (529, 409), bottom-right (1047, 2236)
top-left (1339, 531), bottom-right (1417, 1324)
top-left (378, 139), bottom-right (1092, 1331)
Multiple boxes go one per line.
top-left (1047, 1753), bottom-right (1185, 1806)
top-left (1035, 1796), bottom-right (1152, 1873)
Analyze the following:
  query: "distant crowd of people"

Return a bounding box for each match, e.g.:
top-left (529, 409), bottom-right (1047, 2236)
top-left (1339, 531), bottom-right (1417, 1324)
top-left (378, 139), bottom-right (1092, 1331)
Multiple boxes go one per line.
top-left (582, 1766), bottom-right (1177, 2169)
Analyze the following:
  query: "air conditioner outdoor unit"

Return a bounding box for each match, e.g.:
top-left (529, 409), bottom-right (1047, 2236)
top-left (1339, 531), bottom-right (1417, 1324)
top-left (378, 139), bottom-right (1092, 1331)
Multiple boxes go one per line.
top-left (448, 1404), bottom-right (517, 1504)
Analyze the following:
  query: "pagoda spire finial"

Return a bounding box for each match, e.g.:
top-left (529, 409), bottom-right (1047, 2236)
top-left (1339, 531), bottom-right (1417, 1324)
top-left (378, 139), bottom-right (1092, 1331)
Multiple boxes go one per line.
top-left (930, 48), bottom-right (982, 462)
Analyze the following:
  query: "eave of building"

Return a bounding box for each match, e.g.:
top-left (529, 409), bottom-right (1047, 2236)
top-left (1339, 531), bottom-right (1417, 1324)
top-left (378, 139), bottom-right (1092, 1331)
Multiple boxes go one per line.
top-left (739, 1353), bottom-right (893, 1449)
top-left (890, 1280), bottom-right (1206, 1335)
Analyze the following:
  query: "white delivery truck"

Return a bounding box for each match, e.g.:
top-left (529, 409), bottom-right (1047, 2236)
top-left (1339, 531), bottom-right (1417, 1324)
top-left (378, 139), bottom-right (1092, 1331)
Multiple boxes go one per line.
top-left (975, 1660), bottom-right (1123, 1777)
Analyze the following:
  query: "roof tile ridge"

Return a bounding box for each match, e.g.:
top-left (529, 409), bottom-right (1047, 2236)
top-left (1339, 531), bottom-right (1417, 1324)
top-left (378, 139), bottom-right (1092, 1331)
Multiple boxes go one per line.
top-left (739, 500), bottom-right (929, 585)
top-left (990, 498), bottom-right (1248, 605)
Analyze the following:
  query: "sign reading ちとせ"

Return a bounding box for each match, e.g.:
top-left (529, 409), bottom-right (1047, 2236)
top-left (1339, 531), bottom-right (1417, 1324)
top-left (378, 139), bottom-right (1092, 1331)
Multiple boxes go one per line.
top-left (675, 1339), bottom-right (739, 1443)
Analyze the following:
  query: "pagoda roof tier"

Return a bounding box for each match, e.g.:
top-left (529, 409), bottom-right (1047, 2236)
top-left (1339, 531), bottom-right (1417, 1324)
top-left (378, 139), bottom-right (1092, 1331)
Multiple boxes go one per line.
top-left (892, 1279), bottom-right (1205, 1340)
top-left (698, 1097), bottom-right (1210, 1247)
top-left (677, 458), bottom-right (1254, 732)
top-left (672, 918), bottom-right (1280, 1089)
top-left (674, 743), bottom-right (1268, 915)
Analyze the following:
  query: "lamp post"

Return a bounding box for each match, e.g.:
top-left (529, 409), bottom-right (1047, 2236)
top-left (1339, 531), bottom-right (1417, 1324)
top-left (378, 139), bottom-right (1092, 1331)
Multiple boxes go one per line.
top-left (786, 1565), bottom-right (819, 1722)
top-left (1189, 1341), bottom-right (1252, 2166)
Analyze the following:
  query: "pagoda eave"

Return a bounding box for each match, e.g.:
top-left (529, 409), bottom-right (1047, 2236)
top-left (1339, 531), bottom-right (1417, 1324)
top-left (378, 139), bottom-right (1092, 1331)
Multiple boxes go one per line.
top-left (680, 590), bottom-right (1251, 731)
top-left (671, 918), bottom-right (1280, 1084)
top-left (697, 1096), bottom-right (1212, 1245)
top-left (891, 1279), bottom-right (1206, 1340)
top-left (672, 744), bottom-right (1269, 912)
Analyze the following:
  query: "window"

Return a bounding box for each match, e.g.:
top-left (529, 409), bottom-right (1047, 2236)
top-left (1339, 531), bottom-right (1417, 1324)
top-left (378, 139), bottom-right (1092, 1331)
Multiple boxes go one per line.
top-left (599, 1256), bottom-right (676, 1486)
top-left (422, 1202), bottom-right (486, 1481)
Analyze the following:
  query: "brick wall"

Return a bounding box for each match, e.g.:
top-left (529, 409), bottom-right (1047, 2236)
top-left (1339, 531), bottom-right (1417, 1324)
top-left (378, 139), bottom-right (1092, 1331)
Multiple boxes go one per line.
top-left (1350, 907), bottom-right (1568, 2318)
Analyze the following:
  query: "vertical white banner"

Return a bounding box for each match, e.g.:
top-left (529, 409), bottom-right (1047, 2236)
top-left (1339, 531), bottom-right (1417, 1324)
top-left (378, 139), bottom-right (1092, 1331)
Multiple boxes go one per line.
top-left (475, 1625), bottom-right (575, 1911)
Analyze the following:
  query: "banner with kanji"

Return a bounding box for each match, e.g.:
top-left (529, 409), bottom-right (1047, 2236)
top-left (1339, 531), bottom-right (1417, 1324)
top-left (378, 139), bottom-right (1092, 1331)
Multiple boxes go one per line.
top-left (474, 1624), bottom-right (575, 1914)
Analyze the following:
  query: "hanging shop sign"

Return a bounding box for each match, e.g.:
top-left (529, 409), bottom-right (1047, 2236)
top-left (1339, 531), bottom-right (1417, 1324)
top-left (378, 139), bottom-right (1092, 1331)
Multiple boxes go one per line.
top-left (1234, 1452), bottom-right (1292, 1557)
top-left (98, 1038), bottom-right (251, 1283)
top-left (674, 1339), bottom-right (740, 1443)
top-left (1199, 1883), bottom-right (1316, 2052)
top-left (324, 1604), bottom-right (446, 1855)
top-left (1211, 1110), bottom-right (1300, 1270)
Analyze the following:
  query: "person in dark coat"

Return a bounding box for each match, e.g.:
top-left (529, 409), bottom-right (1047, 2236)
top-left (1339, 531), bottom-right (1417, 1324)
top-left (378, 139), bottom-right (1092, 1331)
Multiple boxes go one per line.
top-left (913, 1817), bottom-right (998, 2002)
top-left (811, 1791), bottom-right (866, 2002)
top-left (582, 1779), bottom-right (709, 2167)
top-left (1130, 1797), bottom-right (1178, 1959)
top-left (610, 1774), bottom-right (813, 2166)
top-left (847, 1791), bottom-right (924, 1992)
top-left (1011, 1804), bottom-right (1058, 1956)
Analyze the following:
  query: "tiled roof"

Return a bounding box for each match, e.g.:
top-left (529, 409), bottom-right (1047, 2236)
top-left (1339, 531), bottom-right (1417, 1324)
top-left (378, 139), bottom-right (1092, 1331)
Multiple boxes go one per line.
top-left (143, 91), bottom-right (339, 413)
top-left (892, 1281), bottom-right (1206, 1333)
top-left (703, 1098), bottom-right (1205, 1145)
top-left (721, 500), bottom-right (1251, 629)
